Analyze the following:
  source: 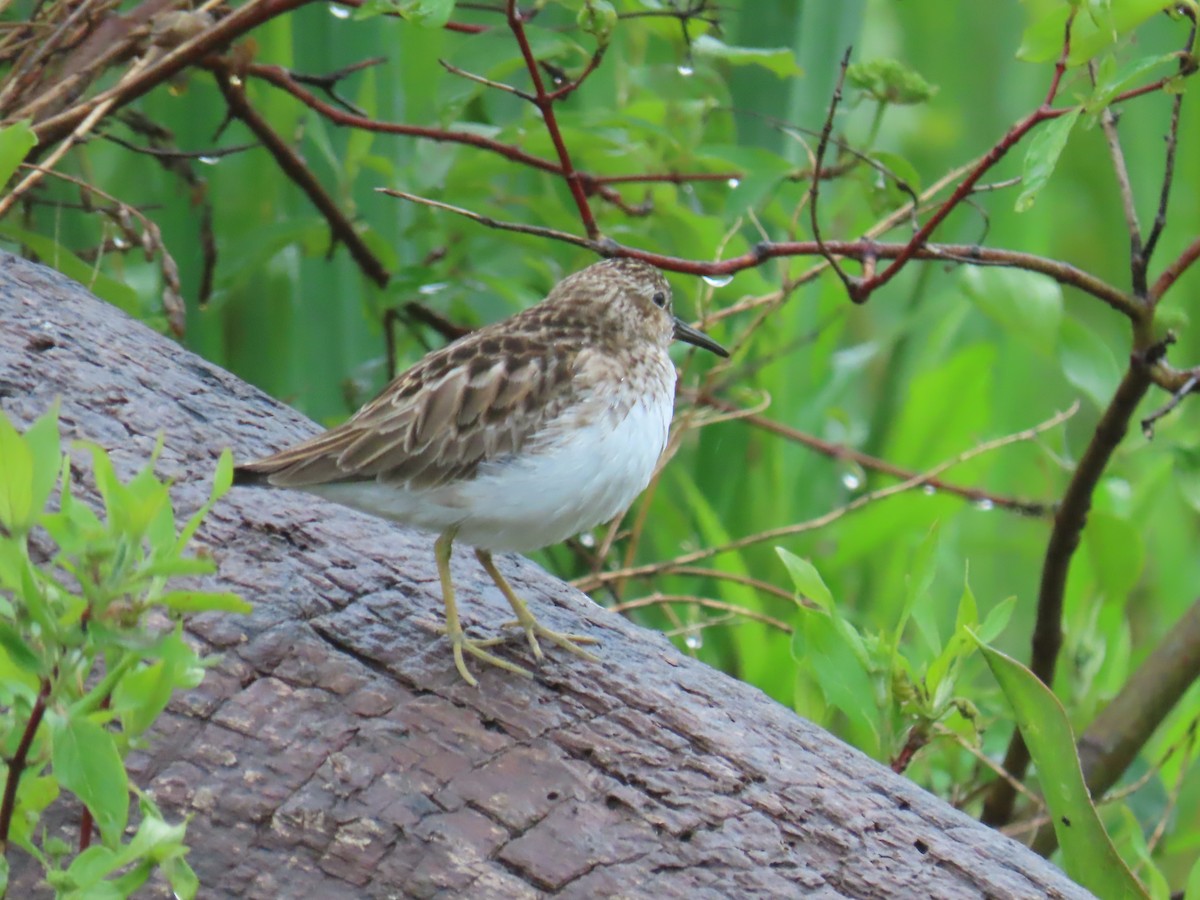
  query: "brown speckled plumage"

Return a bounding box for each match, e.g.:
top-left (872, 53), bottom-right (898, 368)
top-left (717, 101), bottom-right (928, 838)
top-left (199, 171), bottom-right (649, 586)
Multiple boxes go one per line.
top-left (234, 257), bottom-right (727, 687)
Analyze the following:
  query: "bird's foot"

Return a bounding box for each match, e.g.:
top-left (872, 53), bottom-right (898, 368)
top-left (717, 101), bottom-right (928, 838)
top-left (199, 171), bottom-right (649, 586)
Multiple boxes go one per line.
top-left (501, 613), bottom-right (601, 664)
top-left (422, 620), bottom-right (532, 687)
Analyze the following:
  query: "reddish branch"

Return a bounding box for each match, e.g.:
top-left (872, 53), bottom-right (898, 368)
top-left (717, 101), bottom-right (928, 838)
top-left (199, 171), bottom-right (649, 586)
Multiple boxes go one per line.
top-left (504, 0), bottom-right (598, 238)
top-left (1152, 232), bottom-right (1200, 300)
top-left (0, 677), bottom-right (51, 848)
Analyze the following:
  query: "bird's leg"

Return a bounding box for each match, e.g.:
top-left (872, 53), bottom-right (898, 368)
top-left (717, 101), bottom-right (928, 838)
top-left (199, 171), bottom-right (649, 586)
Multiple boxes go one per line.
top-left (434, 529), bottom-right (532, 686)
top-left (474, 548), bottom-right (600, 664)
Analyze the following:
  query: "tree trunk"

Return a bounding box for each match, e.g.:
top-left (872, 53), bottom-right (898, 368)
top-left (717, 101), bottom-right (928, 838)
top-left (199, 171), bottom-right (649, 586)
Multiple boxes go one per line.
top-left (0, 253), bottom-right (1090, 898)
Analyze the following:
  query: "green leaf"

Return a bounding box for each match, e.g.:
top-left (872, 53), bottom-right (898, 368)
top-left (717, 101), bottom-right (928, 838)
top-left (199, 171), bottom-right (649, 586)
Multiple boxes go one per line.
top-left (113, 629), bottom-right (203, 735)
top-left (1184, 853), bottom-right (1200, 900)
top-left (49, 712), bottom-right (129, 847)
top-left (973, 637), bottom-right (1148, 899)
top-left (157, 590), bottom-right (252, 615)
top-left (1016, 108), bottom-right (1081, 212)
top-left (976, 596), bottom-right (1017, 644)
top-left (1018, 0), bottom-right (1177, 65)
top-left (175, 449), bottom-right (235, 552)
top-left (0, 411), bottom-right (34, 534)
top-left (24, 404), bottom-right (62, 526)
top-left (776, 547), bottom-right (834, 610)
top-left (356, 0), bottom-right (454, 26)
top-left (65, 846), bottom-right (122, 888)
top-left (692, 35), bottom-right (803, 78)
top-left (792, 606), bottom-right (881, 754)
top-left (1085, 52), bottom-right (1177, 113)
top-left (0, 120), bottom-right (36, 186)
top-left (163, 858), bottom-right (199, 900)
top-left (847, 58), bottom-right (938, 105)
top-left (869, 150), bottom-right (922, 194)
top-left (0, 621), bottom-right (43, 676)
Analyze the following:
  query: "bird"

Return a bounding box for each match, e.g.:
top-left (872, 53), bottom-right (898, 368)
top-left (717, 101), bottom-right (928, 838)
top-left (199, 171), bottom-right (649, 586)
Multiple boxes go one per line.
top-left (233, 257), bottom-right (728, 687)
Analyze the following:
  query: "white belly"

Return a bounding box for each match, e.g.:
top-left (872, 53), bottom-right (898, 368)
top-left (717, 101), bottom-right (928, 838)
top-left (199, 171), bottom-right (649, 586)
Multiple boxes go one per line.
top-left (310, 391), bottom-right (673, 552)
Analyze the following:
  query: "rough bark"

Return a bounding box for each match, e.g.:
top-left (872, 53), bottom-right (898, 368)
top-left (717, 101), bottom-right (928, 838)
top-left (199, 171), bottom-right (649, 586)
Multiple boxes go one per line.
top-left (0, 253), bottom-right (1091, 899)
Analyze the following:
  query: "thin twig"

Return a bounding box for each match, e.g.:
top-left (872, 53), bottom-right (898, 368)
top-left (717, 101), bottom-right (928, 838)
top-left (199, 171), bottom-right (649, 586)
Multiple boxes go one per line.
top-left (700, 394), bottom-right (1056, 517)
top-left (607, 594), bottom-right (794, 634)
top-left (1141, 373), bottom-right (1198, 438)
top-left (574, 405), bottom-right (1078, 594)
top-left (504, 0), bottom-right (598, 238)
top-left (377, 188), bottom-right (595, 249)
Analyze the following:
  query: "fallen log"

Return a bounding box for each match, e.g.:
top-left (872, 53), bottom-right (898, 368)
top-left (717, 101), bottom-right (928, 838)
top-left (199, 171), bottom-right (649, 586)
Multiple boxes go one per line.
top-left (0, 253), bottom-right (1089, 898)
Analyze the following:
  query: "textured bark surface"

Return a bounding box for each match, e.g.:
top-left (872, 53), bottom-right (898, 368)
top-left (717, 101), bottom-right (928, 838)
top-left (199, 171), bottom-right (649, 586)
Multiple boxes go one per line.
top-left (0, 253), bottom-right (1092, 899)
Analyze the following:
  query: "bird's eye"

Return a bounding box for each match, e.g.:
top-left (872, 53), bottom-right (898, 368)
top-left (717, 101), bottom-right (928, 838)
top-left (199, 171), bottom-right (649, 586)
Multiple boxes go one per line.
top-left (652, 291), bottom-right (667, 308)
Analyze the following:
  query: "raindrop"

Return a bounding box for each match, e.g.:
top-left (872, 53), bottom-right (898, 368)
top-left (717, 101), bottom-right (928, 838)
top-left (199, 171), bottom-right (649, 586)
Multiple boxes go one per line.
top-left (112, 237), bottom-right (130, 250)
top-left (841, 470), bottom-right (862, 491)
top-left (726, 178), bottom-right (740, 189)
top-left (922, 484), bottom-right (937, 496)
top-left (677, 62), bottom-right (695, 77)
top-left (974, 498), bottom-right (995, 511)
top-left (684, 632), bottom-right (703, 650)
top-left (198, 155), bottom-right (220, 166)
top-left (577, 532), bottom-right (596, 549)
top-left (328, 3), bottom-right (351, 18)
top-left (701, 273), bottom-right (733, 288)
top-left (417, 281), bottom-right (448, 296)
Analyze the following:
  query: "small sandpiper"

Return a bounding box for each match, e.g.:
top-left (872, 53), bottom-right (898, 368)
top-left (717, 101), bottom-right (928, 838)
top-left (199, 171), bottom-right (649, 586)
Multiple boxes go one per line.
top-left (234, 257), bottom-right (728, 686)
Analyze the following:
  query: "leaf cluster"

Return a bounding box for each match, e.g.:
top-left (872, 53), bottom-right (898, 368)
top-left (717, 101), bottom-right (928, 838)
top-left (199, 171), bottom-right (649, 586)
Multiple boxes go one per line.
top-left (0, 407), bottom-right (245, 898)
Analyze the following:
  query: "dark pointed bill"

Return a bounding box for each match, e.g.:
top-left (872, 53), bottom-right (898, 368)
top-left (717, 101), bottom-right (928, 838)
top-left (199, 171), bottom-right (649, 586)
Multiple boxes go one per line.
top-left (673, 316), bottom-right (729, 357)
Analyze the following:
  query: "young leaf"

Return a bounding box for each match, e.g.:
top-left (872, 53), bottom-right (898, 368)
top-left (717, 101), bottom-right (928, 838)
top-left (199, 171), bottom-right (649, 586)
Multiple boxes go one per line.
top-left (157, 590), bottom-right (252, 615)
top-left (692, 35), bottom-right (803, 78)
top-left (0, 120), bottom-right (36, 185)
top-left (48, 712), bottom-right (130, 847)
top-left (23, 404), bottom-right (61, 527)
top-left (776, 547), bottom-right (834, 610)
top-left (0, 411), bottom-right (34, 534)
top-left (792, 607), bottom-right (882, 756)
top-left (1016, 108), bottom-right (1082, 212)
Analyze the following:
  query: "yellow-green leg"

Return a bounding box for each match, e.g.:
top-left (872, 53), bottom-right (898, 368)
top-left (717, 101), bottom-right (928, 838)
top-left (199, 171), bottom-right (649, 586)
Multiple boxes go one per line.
top-left (434, 529), bottom-right (532, 686)
top-left (475, 549), bottom-right (600, 664)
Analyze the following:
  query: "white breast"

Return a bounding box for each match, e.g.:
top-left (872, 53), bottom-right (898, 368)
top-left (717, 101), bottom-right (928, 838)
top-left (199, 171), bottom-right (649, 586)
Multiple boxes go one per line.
top-left (310, 371), bottom-right (675, 553)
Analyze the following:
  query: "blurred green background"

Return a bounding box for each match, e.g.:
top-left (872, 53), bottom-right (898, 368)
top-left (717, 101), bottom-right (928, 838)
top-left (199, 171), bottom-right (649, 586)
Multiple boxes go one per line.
top-left (6, 0), bottom-right (1199, 887)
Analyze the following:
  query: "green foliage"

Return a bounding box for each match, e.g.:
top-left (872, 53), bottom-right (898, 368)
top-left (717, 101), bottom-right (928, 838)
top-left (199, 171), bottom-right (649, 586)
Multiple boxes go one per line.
top-left (0, 406), bottom-right (246, 897)
top-left (5, 0), bottom-right (1200, 892)
top-left (846, 58), bottom-right (938, 105)
top-left (0, 121), bottom-right (35, 187)
top-left (1016, 107), bottom-right (1082, 212)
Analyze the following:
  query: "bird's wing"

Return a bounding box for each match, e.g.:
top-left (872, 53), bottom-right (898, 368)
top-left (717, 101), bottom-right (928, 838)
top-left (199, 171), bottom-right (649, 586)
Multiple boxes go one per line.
top-left (237, 326), bottom-right (582, 490)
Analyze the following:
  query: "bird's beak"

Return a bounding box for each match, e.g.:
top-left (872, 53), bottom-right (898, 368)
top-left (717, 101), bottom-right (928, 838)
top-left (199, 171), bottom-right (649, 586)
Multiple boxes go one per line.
top-left (673, 316), bottom-right (729, 358)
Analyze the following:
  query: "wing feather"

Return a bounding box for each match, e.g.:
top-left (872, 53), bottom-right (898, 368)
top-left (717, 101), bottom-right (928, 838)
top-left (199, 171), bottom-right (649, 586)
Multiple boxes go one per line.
top-left (237, 322), bottom-right (580, 491)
